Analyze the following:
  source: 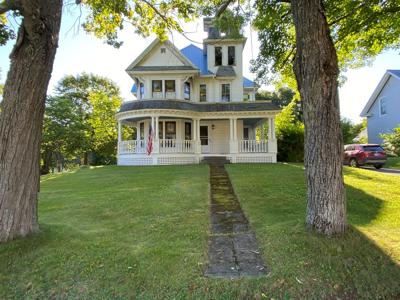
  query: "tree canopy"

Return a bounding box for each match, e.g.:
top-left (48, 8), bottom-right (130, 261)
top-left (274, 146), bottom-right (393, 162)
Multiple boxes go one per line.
top-left (252, 0), bottom-right (400, 85)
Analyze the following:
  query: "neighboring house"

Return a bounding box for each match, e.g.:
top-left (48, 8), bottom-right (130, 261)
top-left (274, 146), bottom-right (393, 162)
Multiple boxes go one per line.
top-left (116, 18), bottom-right (280, 166)
top-left (360, 70), bottom-right (400, 144)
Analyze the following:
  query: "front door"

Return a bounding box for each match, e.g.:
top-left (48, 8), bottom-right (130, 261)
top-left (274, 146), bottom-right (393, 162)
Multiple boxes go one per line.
top-left (200, 125), bottom-right (210, 153)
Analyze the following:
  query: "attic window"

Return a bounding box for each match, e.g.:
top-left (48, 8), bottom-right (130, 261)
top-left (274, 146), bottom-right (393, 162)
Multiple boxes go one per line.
top-left (160, 48), bottom-right (166, 53)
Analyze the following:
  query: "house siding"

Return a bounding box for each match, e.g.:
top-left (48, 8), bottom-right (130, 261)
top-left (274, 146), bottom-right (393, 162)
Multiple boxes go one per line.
top-left (367, 76), bottom-right (400, 144)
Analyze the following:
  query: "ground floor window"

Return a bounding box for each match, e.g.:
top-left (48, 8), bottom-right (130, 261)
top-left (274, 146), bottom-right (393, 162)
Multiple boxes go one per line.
top-left (140, 122), bottom-right (145, 140)
top-left (185, 122), bottom-right (192, 140)
top-left (165, 121), bottom-right (176, 139)
top-left (221, 84), bottom-right (230, 102)
top-left (159, 121), bottom-right (163, 139)
top-left (243, 127), bottom-right (249, 140)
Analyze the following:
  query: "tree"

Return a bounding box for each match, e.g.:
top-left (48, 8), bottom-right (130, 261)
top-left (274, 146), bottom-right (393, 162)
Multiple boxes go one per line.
top-left (256, 87), bottom-right (295, 108)
top-left (252, 0), bottom-right (400, 235)
top-left (341, 118), bottom-right (366, 145)
top-left (0, 0), bottom-right (204, 242)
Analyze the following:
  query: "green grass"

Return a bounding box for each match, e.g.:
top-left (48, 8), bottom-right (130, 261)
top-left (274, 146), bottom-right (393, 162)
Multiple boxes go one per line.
top-left (0, 164), bottom-right (399, 299)
top-left (386, 156), bottom-right (400, 169)
top-left (226, 163), bottom-right (400, 299)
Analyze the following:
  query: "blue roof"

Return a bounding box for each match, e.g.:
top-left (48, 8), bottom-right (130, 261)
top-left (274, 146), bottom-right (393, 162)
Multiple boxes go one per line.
top-left (388, 69), bottom-right (400, 78)
top-left (131, 83), bottom-right (137, 93)
top-left (180, 44), bottom-right (213, 76)
top-left (243, 76), bottom-right (255, 88)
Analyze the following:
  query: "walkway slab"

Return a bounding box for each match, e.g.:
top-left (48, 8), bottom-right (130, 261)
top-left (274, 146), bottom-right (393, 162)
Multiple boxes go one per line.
top-left (204, 163), bottom-right (268, 278)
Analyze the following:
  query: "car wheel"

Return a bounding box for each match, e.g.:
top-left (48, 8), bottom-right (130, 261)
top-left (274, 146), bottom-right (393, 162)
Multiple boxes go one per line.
top-left (349, 158), bottom-right (358, 167)
top-left (374, 164), bottom-right (383, 169)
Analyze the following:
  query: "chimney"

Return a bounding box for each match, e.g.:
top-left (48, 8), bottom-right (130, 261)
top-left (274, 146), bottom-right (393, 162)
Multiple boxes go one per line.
top-left (203, 17), bottom-right (220, 39)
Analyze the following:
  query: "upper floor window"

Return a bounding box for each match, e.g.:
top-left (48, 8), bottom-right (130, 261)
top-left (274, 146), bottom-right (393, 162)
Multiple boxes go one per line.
top-left (165, 80), bottom-right (175, 93)
top-left (184, 82), bottom-right (191, 100)
top-left (139, 82), bottom-right (145, 99)
top-left (199, 84), bottom-right (207, 102)
top-left (215, 47), bottom-right (222, 66)
top-left (221, 84), bottom-right (230, 102)
top-left (380, 97), bottom-right (387, 116)
top-left (228, 46), bottom-right (235, 65)
top-left (160, 48), bottom-right (166, 53)
top-left (152, 80), bottom-right (162, 93)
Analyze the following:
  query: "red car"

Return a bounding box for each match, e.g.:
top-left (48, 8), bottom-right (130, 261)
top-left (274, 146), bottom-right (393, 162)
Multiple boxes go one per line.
top-left (344, 144), bottom-right (387, 169)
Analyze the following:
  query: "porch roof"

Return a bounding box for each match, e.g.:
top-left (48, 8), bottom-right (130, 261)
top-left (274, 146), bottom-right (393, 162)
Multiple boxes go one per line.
top-left (119, 100), bottom-right (280, 113)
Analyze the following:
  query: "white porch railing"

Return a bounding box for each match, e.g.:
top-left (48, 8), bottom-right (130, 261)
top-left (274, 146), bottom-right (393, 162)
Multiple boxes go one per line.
top-left (118, 140), bottom-right (146, 154)
top-left (238, 140), bottom-right (268, 153)
top-left (159, 139), bottom-right (194, 153)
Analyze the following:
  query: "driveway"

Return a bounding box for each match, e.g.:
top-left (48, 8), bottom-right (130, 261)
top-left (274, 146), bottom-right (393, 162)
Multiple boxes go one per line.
top-left (360, 166), bottom-right (400, 175)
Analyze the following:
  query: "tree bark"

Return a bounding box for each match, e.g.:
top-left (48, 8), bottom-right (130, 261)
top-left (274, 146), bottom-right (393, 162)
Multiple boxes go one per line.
top-left (0, 0), bottom-right (62, 242)
top-left (291, 0), bottom-right (347, 235)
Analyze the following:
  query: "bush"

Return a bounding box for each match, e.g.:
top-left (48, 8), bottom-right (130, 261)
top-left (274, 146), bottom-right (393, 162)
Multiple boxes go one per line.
top-left (381, 126), bottom-right (400, 156)
top-left (275, 99), bottom-right (304, 162)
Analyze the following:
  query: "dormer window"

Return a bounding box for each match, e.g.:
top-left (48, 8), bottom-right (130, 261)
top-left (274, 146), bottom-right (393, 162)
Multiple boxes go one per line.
top-left (160, 48), bottom-right (166, 53)
top-left (228, 46), bottom-right (235, 65)
top-left (215, 47), bottom-right (222, 66)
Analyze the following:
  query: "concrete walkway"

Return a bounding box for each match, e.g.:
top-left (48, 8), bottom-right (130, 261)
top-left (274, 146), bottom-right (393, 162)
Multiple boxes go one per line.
top-left (204, 160), bottom-right (268, 278)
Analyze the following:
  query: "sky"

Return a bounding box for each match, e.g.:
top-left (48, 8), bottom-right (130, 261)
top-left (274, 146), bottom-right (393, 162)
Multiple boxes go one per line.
top-left (1, 6), bottom-right (399, 123)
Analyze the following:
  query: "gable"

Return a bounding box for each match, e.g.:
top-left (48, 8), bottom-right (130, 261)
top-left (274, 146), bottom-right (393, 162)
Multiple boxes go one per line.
top-left (126, 39), bottom-right (198, 74)
top-left (360, 70), bottom-right (400, 117)
top-left (141, 43), bottom-right (185, 67)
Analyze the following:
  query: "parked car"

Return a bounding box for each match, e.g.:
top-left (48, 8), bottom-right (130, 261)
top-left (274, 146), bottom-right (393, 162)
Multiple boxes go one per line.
top-left (343, 144), bottom-right (387, 169)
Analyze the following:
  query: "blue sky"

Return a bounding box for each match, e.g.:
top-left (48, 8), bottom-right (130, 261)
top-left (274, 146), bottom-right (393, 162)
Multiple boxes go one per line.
top-left (1, 7), bottom-right (399, 123)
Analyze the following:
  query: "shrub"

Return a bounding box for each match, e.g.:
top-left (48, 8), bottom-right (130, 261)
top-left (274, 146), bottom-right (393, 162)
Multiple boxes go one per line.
top-left (381, 126), bottom-right (400, 156)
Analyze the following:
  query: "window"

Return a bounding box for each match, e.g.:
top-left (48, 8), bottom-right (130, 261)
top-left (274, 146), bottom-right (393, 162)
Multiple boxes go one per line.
top-left (215, 46), bottom-right (222, 66)
top-left (160, 48), bottom-right (166, 53)
top-left (139, 82), bottom-right (144, 99)
top-left (243, 127), bottom-right (249, 140)
top-left (184, 82), bottom-right (190, 100)
top-left (228, 46), bottom-right (235, 65)
top-left (221, 84), bottom-right (230, 102)
top-left (199, 84), bottom-right (207, 102)
top-left (152, 80), bottom-right (162, 93)
top-left (165, 122), bottom-right (176, 139)
top-left (185, 122), bottom-right (192, 140)
top-left (380, 97), bottom-right (387, 115)
top-left (165, 80), bottom-right (175, 93)
top-left (159, 121), bottom-right (163, 139)
top-left (140, 122), bottom-right (145, 140)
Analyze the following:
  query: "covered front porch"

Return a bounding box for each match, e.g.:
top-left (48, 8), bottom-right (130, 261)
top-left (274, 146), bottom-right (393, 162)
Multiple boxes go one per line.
top-left (117, 115), bottom-right (277, 165)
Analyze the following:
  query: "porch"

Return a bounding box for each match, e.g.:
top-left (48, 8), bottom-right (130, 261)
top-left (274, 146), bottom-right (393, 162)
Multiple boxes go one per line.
top-left (117, 116), bottom-right (277, 165)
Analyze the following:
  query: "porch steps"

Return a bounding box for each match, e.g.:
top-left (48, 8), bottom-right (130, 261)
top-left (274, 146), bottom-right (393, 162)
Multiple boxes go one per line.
top-left (201, 156), bottom-right (230, 166)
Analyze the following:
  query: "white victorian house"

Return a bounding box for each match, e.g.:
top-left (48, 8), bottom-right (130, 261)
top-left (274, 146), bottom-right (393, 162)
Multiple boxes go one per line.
top-left (116, 18), bottom-right (280, 165)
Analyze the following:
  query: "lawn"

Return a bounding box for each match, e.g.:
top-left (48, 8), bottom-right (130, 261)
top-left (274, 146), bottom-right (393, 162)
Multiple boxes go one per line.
top-left (0, 164), bottom-right (399, 299)
top-left (386, 156), bottom-right (400, 169)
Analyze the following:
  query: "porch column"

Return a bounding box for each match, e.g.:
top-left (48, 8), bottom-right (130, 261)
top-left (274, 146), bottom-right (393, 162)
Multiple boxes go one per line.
top-left (118, 121), bottom-right (122, 142)
top-left (153, 116), bottom-right (159, 154)
top-left (194, 118), bottom-right (201, 154)
top-left (229, 118), bottom-right (238, 154)
top-left (260, 119), bottom-right (265, 140)
top-left (268, 117), bottom-right (277, 154)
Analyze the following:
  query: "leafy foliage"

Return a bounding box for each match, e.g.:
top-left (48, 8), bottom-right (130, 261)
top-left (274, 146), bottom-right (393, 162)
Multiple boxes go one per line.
top-left (0, 14), bottom-right (15, 46)
top-left (341, 118), bottom-right (367, 144)
top-left (212, 8), bottom-right (246, 38)
top-left (256, 87), bottom-right (295, 108)
top-left (275, 99), bottom-right (304, 162)
top-left (41, 73), bottom-right (123, 173)
top-left (381, 126), bottom-right (400, 156)
top-left (252, 0), bottom-right (400, 85)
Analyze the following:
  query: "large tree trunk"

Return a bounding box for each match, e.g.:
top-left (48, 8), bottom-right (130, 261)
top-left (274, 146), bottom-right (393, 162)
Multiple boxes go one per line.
top-left (0, 0), bottom-right (62, 242)
top-left (291, 0), bottom-right (347, 235)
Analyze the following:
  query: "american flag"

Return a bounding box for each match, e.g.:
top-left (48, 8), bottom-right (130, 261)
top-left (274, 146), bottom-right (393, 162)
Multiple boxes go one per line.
top-left (146, 124), bottom-right (153, 155)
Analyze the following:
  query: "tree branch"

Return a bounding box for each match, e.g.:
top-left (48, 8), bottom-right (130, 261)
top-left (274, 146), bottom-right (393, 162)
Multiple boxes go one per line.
top-left (141, 0), bottom-right (171, 25)
top-left (215, 0), bottom-right (235, 18)
top-left (0, 0), bottom-right (21, 15)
